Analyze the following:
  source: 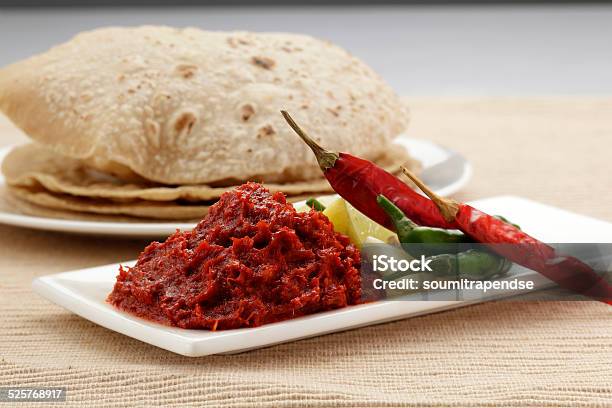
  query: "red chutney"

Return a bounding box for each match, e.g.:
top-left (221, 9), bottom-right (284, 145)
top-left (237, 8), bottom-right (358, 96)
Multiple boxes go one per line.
top-left (107, 182), bottom-right (361, 330)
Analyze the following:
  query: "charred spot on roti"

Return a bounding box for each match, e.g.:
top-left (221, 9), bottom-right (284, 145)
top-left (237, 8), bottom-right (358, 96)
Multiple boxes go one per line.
top-left (174, 111), bottom-right (197, 133)
top-left (175, 63), bottom-right (197, 79)
top-left (327, 106), bottom-right (342, 117)
top-left (257, 125), bottom-right (275, 139)
top-left (240, 104), bottom-right (255, 122)
top-left (168, 109), bottom-right (198, 144)
top-left (251, 56), bottom-right (275, 70)
top-left (228, 37), bottom-right (253, 48)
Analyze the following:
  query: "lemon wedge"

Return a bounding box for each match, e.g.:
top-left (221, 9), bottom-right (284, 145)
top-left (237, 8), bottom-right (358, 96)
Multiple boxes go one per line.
top-left (321, 197), bottom-right (351, 236)
top-left (344, 200), bottom-right (396, 247)
top-left (323, 197), bottom-right (395, 248)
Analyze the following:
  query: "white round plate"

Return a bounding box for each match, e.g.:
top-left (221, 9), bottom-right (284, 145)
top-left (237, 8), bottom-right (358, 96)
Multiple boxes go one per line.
top-left (0, 136), bottom-right (471, 238)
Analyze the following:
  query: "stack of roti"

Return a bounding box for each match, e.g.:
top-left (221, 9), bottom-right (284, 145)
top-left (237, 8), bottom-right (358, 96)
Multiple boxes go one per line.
top-left (0, 26), bottom-right (417, 221)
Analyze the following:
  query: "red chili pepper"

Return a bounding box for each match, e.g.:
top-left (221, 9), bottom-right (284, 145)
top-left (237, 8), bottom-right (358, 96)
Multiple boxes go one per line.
top-left (282, 111), bottom-right (612, 304)
top-left (399, 166), bottom-right (612, 304)
top-left (281, 111), bottom-right (454, 231)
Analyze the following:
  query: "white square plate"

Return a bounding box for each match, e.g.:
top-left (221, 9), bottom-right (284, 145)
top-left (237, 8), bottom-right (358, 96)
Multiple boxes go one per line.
top-left (32, 196), bottom-right (612, 356)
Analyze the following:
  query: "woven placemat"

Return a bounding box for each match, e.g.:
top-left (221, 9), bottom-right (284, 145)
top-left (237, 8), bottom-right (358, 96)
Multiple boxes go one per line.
top-left (0, 98), bottom-right (611, 407)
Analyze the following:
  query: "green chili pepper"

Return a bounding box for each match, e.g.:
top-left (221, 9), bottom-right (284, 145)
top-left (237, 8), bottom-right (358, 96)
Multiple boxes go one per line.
top-left (377, 195), bottom-right (520, 245)
top-left (429, 250), bottom-right (512, 280)
top-left (376, 194), bottom-right (514, 280)
top-left (376, 195), bottom-right (468, 255)
top-left (305, 198), bottom-right (326, 211)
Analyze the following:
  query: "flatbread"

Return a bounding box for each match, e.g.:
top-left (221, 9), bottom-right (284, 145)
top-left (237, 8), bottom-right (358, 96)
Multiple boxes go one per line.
top-left (0, 184), bottom-right (190, 223)
top-left (5, 185), bottom-right (321, 221)
top-left (0, 26), bottom-right (408, 185)
top-left (3, 143), bottom-right (419, 202)
top-left (7, 186), bottom-right (212, 220)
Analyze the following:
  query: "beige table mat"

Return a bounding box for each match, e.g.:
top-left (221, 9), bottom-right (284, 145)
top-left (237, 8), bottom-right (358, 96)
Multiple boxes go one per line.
top-left (1, 98), bottom-right (611, 407)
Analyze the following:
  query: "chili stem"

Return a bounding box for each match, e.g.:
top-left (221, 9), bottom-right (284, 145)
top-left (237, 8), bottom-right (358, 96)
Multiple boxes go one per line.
top-left (281, 111), bottom-right (339, 171)
top-left (400, 166), bottom-right (460, 222)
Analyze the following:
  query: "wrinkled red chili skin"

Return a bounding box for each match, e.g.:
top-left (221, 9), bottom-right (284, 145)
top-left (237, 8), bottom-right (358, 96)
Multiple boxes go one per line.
top-left (325, 153), bottom-right (611, 304)
top-left (326, 153), bottom-right (455, 230)
top-left (455, 206), bottom-right (612, 303)
top-left (107, 182), bottom-right (362, 330)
